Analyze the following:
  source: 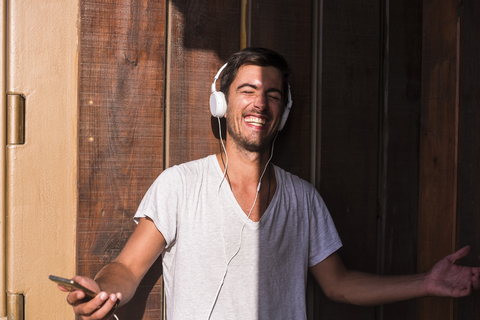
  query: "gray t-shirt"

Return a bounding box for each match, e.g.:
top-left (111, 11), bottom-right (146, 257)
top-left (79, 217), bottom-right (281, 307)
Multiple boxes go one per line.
top-left (134, 155), bottom-right (342, 320)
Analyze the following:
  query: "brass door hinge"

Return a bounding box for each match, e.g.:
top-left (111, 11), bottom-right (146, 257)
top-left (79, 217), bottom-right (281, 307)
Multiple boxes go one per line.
top-left (6, 293), bottom-right (23, 320)
top-left (7, 94), bottom-right (25, 145)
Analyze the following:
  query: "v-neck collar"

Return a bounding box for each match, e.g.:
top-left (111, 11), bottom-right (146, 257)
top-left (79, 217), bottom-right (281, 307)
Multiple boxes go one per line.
top-left (211, 155), bottom-right (279, 228)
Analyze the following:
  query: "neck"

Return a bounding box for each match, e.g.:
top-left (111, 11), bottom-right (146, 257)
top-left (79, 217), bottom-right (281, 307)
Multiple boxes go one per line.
top-left (220, 135), bottom-right (275, 184)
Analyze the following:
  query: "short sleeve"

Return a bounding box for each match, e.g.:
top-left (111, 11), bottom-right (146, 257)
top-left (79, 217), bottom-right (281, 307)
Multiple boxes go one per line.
top-left (134, 166), bottom-right (183, 248)
top-left (308, 191), bottom-right (342, 267)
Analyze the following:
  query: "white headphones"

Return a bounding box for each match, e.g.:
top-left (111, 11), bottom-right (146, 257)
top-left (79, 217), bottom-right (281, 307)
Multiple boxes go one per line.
top-left (209, 63), bottom-right (293, 131)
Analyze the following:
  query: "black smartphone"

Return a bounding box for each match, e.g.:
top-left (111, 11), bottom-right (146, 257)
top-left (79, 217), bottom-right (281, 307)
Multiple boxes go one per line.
top-left (49, 275), bottom-right (97, 300)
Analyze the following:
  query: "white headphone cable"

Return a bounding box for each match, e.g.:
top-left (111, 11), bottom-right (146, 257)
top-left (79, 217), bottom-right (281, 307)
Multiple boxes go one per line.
top-left (208, 117), bottom-right (230, 320)
top-left (217, 117), bottom-right (229, 193)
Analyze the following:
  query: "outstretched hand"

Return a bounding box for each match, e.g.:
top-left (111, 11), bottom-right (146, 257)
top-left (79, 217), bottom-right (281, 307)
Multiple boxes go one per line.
top-left (426, 245), bottom-right (480, 297)
top-left (58, 275), bottom-right (121, 320)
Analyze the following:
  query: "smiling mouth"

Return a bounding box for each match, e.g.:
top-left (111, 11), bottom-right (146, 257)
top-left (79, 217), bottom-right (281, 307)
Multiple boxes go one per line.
top-left (245, 116), bottom-right (266, 127)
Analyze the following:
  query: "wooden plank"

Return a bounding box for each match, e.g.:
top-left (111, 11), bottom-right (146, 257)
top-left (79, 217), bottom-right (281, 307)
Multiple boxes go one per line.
top-left (417, 0), bottom-right (458, 319)
top-left (167, 1), bottom-right (241, 167)
top-left (380, 0), bottom-right (422, 319)
top-left (315, 0), bottom-right (380, 318)
top-left (456, 1), bottom-right (480, 319)
top-left (78, 0), bottom-right (167, 319)
top-left (249, 0), bottom-right (313, 181)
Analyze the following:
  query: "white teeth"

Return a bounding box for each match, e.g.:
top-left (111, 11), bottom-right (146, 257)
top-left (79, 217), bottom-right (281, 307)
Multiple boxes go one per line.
top-left (245, 116), bottom-right (266, 126)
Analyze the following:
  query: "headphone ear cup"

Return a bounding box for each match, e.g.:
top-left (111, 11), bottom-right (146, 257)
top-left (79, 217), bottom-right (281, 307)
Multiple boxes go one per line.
top-left (210, 91), bottom-right (227, 118)
top-left (277, 105), bottom-right (290, 131)
top-left (278, 86), bottom-right (293, 131)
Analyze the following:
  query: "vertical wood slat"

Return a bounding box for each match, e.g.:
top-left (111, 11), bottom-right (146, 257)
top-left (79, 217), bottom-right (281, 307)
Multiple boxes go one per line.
top-left (309, 1), bottom-right (322, 318)
top-left (167, 0), bottom-right (241, 167)
top-left (418, 0), bottom-right (458, 319)
top-left (78, 1), bottom-right (167, 319)
top-left (0, 0), bottom-right (6, 315)
top-left (380, 1), bottom-right (422, 319)
top-left (457, 1), bottom-right (480, 319)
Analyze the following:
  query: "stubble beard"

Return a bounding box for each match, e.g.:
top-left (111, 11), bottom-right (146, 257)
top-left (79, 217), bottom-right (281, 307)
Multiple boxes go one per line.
top-left (226, 118), bottom-right (273, 154)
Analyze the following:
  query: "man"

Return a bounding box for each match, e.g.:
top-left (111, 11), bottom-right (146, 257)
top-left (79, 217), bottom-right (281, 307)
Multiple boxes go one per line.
top-left (61, 48), bottom-right (480, 319)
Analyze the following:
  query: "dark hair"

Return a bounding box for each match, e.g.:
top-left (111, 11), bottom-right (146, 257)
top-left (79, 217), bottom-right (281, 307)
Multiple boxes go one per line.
top-left (220, 47), bottom-right (291, 106)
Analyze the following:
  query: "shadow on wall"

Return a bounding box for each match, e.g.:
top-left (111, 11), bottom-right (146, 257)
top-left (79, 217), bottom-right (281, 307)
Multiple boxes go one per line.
top-left (171, 0), bottom-right (242, 61)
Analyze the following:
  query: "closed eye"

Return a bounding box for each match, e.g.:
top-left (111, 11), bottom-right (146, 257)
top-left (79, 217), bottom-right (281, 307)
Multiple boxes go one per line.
top-left (237, 84), bottom-right (257, 93)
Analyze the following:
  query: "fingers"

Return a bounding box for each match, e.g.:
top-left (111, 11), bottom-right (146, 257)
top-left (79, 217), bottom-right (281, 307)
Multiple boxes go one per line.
top-left (69, 291), bottom-right (121, 320)
top-left (66, 289), bottom-right (89, 306)
top-left (449, 245), bottom-right (471, 262)
top-left (58, 284), bottom-right (70, 293)
top-left (73, 292), bottom-right (121, 320)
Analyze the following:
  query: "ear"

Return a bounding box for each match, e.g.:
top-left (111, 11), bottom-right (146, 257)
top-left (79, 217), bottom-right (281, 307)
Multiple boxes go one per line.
top-left (223, 101), bottom-right (229, 118)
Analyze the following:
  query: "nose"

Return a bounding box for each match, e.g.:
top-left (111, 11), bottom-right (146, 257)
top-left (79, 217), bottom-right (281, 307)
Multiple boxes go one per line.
top-left (253, 92), bottom-right (268, 111)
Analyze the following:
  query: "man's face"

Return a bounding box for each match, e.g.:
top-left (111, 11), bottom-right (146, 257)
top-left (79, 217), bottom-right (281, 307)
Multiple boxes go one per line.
top-left (225, 65), bottom-right (284, 153)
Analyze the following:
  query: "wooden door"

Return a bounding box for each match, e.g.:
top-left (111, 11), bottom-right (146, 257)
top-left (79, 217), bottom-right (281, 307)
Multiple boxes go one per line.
top-left (4, 0), bottom-right (78, 319)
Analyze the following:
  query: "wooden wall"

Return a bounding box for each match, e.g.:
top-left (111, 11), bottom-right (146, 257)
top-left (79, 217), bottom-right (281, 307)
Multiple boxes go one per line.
top-left (313, 1), bottom-right (421, 319)
top-left (419, 0), bottom-right (480, 319)
top-left (417, 0), bottom-right (458, 318)
top-left (168, 1), bottom-right (241, 166)
top-left (77, 0), bottom-right (480, 319)
top-left (457, 0), bottom-right (480, 318)
top-left (78, 0), bottom-right (167, 318)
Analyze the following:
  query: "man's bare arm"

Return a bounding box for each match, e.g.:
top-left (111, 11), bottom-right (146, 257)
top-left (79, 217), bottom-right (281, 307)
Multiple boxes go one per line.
top-left (95, 217), bottom-right (166, 303)
top-left (310, 246), bottom-right (480, 306)
top-left (62, 217), bottom-right (166, 320)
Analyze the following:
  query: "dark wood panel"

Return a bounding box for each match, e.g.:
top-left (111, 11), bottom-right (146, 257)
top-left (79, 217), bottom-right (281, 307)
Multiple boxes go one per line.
top-left (78, 0), bottom-right (167, 319)
top-left (380, 0), bottom-right (422, 319)
top-left (315, 1), bottom-right (380, 319)
top-left (457, 1), bottom-right (480, 319)
top-left (168, 0), bottom-right (242, 167)
top-left (249, 0), bottom-right (313, 181)
top-left (417, 0), bottom-right (458, 319)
